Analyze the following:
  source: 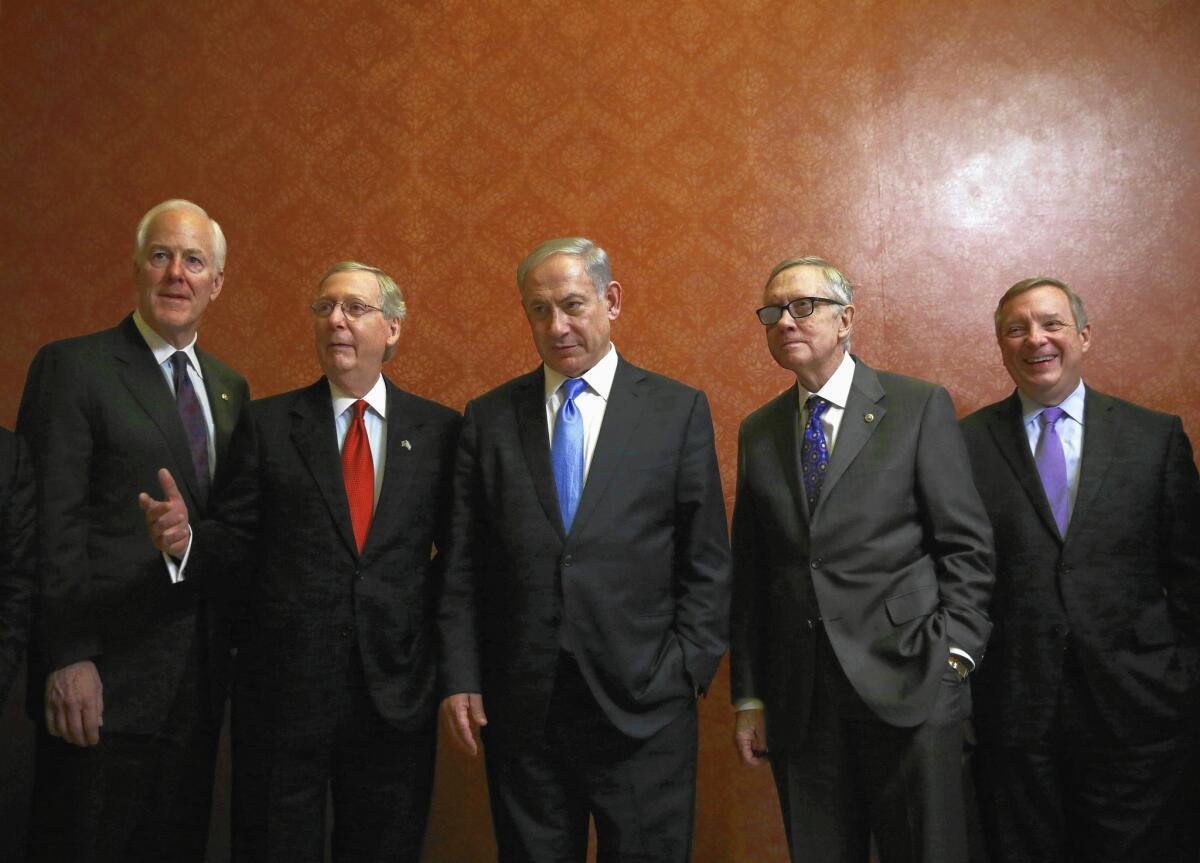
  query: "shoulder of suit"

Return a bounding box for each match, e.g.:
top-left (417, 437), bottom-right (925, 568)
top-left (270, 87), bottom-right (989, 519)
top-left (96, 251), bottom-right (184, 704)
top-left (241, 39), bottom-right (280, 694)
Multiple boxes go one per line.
top-left (465, 368), bottom-right (541, 409)
top-left (1088, 388), bottom-right (1180, 429)
top-left (383, 378), bottom-right (462, 422)
top-left (867, 365), bottom-right (945, 398)
top-left (961, 395), bottom-right (1014, 430)
top-left (740, 386), bottom-right (796, 433)
top-left (621, 360), bottom-right (701, 397)
top-left (195, 345), bottom-right (246, 387)
top-left (34, 320), bottom-right (125, 359)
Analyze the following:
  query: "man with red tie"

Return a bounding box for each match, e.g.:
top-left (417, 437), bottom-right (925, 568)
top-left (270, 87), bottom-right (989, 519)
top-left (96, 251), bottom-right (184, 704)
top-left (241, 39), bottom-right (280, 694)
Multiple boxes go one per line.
top-left (143, 262), bottom-right (460, 862)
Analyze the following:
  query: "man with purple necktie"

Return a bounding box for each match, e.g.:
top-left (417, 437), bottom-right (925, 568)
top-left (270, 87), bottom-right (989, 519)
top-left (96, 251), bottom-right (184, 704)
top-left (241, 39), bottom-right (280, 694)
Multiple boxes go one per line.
top-left (962, 276), bottom-right (1200, 863)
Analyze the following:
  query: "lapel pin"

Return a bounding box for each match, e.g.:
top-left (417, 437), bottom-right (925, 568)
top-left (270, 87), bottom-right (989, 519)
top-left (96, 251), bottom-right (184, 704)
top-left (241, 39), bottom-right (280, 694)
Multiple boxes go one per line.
top-left (221, 393), bottom-right (230, 401)
top-left (864, 412), bottom-right (875, 423)
top-left (400, 439), bottom-right (412, 450)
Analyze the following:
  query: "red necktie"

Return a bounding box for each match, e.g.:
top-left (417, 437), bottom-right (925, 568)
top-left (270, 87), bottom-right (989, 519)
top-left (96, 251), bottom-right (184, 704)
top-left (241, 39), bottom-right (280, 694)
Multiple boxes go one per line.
top-left (341, 400), bottom-right (374, 552)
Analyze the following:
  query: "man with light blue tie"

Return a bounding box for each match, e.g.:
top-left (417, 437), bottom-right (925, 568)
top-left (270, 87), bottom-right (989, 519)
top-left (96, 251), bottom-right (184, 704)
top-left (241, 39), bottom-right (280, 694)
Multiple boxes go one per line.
top-left (437, 237), bottom-right (731, 862)
top-left (962, 276), bottom-right (1200, 863)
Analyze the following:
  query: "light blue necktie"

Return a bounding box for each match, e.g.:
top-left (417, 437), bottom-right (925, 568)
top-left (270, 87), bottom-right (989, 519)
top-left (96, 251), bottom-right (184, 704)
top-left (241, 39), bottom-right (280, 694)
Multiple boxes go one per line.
top-left (552, 377), bottom-right (588, 532)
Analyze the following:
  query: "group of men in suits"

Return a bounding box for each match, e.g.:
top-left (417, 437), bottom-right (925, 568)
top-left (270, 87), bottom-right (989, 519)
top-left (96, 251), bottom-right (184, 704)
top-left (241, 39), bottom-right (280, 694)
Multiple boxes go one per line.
top-left (732, 259), bottom-right (1199, 863)
top-left (0, 197), bottom-right (1196, 863)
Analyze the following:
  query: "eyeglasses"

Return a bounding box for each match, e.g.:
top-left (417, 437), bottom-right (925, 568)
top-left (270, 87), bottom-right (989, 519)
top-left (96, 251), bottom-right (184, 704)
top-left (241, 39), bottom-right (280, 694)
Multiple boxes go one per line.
top-left (309, 300), bottom-right (383, 320)
top-left (755, 297), bottom-right (843, 326)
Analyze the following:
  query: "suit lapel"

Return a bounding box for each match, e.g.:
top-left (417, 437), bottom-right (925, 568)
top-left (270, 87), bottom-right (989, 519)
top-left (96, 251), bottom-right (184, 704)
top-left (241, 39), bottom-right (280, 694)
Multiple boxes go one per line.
top-left (767, 386), bottom-right (811, 523)
top-left (569, 359), bottom-right (646, 536)
top-left (985, 392), bottom-right (1062, 541)
top-left (198, 350), bottom-right (240, 459)
top-left (814, 360), bottom-right (886, 521)
top-left (111, 316), bottom-right (205, 509)
top-left (1067, 387), bottom-right (1116, 543)
top-left (513, 369), bottom-right (564, 539)
top-left (363, 379), bottom-right (421, 559)
top-left (290, 379), bottom-right (359, 557)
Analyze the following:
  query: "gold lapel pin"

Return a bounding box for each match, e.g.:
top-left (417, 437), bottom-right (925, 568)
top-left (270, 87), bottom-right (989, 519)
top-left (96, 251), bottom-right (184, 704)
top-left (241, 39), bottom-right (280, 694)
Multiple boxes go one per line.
top-left (864, 412), bottom-right (875, 423)
top-left (400, 439), bottom-right (412, 450)
top-left (221, 393), bottom-right (230, 401)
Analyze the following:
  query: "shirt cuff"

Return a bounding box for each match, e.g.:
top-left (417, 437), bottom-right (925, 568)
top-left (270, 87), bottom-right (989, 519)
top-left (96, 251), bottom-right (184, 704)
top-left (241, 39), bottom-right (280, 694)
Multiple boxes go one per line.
top-left (164, 526), bottom-right (194, 584)
top-left (734, 698), bottom-right (764, 712)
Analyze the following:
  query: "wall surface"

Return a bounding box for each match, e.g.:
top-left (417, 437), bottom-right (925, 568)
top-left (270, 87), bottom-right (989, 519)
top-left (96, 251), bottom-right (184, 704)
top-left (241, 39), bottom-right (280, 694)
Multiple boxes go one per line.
top-left (2, 1), bottom-right (1198, 860)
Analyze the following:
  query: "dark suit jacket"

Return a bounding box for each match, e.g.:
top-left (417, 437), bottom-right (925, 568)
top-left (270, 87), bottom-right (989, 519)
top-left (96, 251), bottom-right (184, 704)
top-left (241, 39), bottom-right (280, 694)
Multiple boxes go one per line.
top-left (730, 359), bottom-right (994, 750)
top-left (193, 377), bottom-right (460, 731)
top-left (0, 428), bottom-right (35, 704)
top-left (16, 314), bottom-right (248, 733)
top-left (962, 387), bottom-right (1200, 746)
top-left (437, 357), bottom-right (731, 745)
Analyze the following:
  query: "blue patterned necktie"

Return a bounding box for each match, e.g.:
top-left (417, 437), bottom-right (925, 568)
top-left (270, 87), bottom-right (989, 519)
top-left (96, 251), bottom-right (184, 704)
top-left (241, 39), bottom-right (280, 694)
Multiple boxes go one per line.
top-left (170, 351), bottom-right (210, 503)
top-left (802, 395), bottom-right (830, 510)
top-left (552, 377), bottom-right (588, 532)
top-left (1035, 406), bottom-right (1069, 535)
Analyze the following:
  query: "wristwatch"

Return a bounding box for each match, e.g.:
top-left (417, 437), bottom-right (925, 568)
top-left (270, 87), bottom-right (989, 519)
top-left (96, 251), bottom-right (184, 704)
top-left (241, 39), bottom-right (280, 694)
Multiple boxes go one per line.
top-left (947, 654), bottom-right (970, 680)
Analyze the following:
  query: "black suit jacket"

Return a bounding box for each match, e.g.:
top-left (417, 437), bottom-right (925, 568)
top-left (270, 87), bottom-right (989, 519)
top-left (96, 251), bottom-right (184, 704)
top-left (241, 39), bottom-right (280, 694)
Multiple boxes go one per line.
top-left (962, 387), bottom-right (1200, 745)
top-left (730, 360), bottom-right (994, 750)
top-left (437, 357), bottom-right (731, 744)
top-left (16, 315), bottom-right (248, 733)
top-left (0, 428), bottom-right (35, 704)
top-left (193, 377), bottom-right (460, 731)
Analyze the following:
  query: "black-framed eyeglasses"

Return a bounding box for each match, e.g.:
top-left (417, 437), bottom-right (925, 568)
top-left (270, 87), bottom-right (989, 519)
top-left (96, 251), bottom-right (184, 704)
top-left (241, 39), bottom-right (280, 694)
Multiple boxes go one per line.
top-left (755, 297), bottom-right (843, 326)
top-left (309, 300), bottom-right (383, 320)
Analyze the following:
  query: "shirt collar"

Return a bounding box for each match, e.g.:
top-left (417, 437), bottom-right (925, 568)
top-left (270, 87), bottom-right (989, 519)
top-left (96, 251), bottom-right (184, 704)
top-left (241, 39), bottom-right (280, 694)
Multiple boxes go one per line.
top-left (133, 310), bottom-right (203, 378)
top-left (543, 342), bottom-right (618, 402)
top-left (1018, 378), bottom-right (1086, 425)
top-left (798, 351), bottom-right (856, 410)
top-left (329, 374), bottom-right (388, 420)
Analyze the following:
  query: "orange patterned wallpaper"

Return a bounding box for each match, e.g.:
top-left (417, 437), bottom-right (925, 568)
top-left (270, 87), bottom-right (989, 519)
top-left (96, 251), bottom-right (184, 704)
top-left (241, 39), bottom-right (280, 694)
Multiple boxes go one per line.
top-left (3, 1), bottom-right (1199, 860)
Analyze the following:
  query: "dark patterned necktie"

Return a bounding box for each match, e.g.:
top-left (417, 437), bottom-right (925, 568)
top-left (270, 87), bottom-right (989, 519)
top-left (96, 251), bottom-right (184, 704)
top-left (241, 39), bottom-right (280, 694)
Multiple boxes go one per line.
top-left (1035, 406), bottom-right (1069, 536)
top-left (342, 399), bottom-right (374, 553)
top-left (552, 377), bottom-right (588, 532)
top-left (170, 352), bottom-right (210, 503)
top-left (802, 396), bottom-right (830, 510)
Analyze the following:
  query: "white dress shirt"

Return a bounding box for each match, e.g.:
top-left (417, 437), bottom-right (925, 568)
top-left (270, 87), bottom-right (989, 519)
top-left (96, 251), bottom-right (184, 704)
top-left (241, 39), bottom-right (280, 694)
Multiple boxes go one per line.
top-left (542, 343), bottom-right (619, 483)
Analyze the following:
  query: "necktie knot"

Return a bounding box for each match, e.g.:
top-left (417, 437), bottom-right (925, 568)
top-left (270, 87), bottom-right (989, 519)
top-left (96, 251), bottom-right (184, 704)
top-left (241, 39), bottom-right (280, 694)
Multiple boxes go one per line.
top-left (561, 377), bottom-right (588, 402)
top-left (352, 399), bottom-right (368, 421)
top-left (1040, 406), bottom-right (1065, 427)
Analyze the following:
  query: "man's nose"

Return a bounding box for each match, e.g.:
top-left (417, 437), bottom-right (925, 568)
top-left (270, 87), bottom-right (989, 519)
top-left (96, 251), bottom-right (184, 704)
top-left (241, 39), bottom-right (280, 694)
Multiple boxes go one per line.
top-left (548, 308), bottom-right (571, 335)
top-left (167, 255), bottom-right (185, 278)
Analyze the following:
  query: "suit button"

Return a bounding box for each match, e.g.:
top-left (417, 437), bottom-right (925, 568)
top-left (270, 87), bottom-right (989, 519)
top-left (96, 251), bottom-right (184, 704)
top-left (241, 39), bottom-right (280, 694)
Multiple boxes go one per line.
top-left (810, 560), bottom-right (820, 569)
top-left (355, 569), bottom-right (364, 581)
top-left (340, 627), bottom-right (351, 638)
top-left (563, 555), bottom-right (573, 568)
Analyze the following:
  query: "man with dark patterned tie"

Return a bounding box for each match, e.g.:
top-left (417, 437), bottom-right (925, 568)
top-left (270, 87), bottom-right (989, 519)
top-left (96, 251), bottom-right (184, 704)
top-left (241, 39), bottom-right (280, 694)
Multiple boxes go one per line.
top-left (17, 199), bottom-right (249, 861)
top-left (962, 277), bottom-right (1200, 863)
top-left (730, 256), bottom-right (994, 863)
top-left (437, 237), bottom-right (731, 862)
top-left (142, 261), bottom-right (460, 862)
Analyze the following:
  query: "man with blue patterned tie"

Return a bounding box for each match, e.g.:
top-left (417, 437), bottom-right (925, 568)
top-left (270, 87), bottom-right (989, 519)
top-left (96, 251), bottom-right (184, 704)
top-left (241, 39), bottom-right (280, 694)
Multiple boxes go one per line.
top-left (962, 277), bottom-right (1200, 863)
top-left (438, 237), bottom-right (731, 862)
top-left (730, 256), bottom-right (994, 863)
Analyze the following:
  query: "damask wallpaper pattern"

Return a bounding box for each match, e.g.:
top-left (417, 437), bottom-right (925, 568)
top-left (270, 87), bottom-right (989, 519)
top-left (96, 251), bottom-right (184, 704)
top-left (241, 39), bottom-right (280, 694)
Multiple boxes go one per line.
top-left (2, 1), bottom-right (1197, 860)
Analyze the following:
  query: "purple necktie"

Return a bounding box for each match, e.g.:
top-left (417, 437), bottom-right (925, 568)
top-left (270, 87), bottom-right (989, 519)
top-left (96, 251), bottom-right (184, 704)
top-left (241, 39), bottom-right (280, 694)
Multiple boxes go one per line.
top-left (802, 396), bottom-right (830, 510)
top-left (170, 352), bottom-right (210, 503)
top-left (1035, 406), bottom-right (1069, 536)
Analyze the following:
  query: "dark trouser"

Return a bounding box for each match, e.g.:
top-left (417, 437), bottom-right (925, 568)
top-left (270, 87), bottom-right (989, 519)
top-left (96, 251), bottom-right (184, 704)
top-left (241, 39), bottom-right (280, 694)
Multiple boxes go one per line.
top-left (771, 629), bottom-right (970, 863)
top-left (231, 645), bottom-right (436, 863)
top-left (27, 654), bottom-right (220, 863)
top-left (975, 650), bottom-right (1199, 863)
top-left (483, 651), bottom-right (698, 863)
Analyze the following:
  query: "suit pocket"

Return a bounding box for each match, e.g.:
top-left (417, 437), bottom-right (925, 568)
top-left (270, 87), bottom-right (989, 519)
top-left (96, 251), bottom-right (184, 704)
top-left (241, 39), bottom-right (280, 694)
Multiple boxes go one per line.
top-left (885, 585), bottom-right (938, 625)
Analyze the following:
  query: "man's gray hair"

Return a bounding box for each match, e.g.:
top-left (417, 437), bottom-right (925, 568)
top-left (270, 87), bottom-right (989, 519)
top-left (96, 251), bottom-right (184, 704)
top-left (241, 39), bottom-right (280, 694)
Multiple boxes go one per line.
top-left (517, 237), bottom-right (612, 296)
top-left (994, 276), bottom-right (1087, 334)
top-left (318, 261), bottom-right (407, 320)
top-left (133, 199), bottom-right (227, 271)
top-left (766, 256), bottom-right (855, 348)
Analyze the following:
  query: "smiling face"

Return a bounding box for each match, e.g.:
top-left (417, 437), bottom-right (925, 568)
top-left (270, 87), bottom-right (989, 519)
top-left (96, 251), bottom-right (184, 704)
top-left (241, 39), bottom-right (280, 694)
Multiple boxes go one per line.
top-left (762, 265), bottom-right (854, 393)
top-left (313, 269), bottom-right (401, 397)
top-left (134, 207), bottom-right (224, 347)
top-left (996, 284), bottom-right (1091, 406)
top-left (520, 253), bottom-right (621, 378)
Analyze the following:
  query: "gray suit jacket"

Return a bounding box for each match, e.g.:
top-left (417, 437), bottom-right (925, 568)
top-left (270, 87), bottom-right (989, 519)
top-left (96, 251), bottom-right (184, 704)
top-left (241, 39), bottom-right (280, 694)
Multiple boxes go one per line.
top-left (730, 359), bottom-right (994, 749)
top-left (962, 387), bottom-right (1200, 745)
